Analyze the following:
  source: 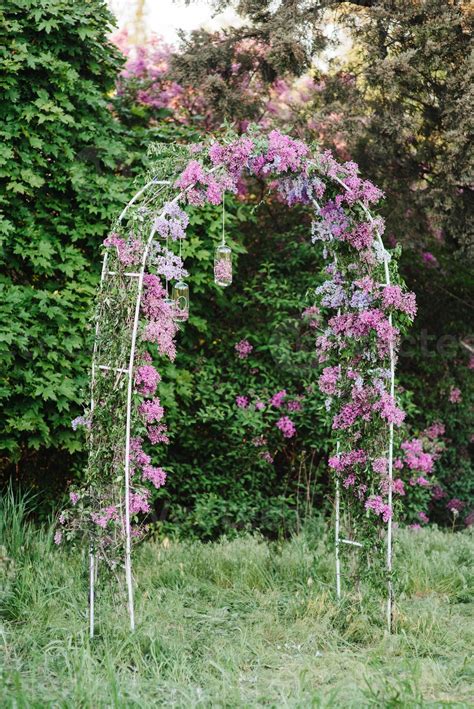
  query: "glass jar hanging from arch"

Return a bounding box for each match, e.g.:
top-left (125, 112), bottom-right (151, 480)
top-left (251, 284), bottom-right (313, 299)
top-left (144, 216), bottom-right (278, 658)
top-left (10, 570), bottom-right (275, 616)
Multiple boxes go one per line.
top-left (214, 244), bottom-right (232, 287)
top-left (171, 280), bottom-right (189, 322)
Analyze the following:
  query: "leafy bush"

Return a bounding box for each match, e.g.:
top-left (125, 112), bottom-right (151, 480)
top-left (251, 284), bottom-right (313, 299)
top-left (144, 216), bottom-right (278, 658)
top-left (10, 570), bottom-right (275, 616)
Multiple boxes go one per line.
top-left (0, 0), bottom-right (129, 491)
top-left (155, 198), bottom-right (331, 538)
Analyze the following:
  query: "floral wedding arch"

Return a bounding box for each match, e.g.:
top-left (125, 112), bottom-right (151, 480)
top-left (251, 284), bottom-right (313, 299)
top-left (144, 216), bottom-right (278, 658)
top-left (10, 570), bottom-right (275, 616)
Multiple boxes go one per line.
top-left (59, 125), bottom-right (416, 637)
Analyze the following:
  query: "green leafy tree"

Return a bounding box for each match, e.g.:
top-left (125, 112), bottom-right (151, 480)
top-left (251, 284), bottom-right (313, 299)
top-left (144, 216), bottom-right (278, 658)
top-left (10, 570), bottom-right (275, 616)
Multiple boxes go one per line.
top-left (0, 0), bottom-right (135, 491)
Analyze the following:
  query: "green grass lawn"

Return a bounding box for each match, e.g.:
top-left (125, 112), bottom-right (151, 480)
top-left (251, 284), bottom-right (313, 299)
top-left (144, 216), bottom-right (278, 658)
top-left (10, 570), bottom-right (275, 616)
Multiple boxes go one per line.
top-left (1, 494), bottom-right (473, 708)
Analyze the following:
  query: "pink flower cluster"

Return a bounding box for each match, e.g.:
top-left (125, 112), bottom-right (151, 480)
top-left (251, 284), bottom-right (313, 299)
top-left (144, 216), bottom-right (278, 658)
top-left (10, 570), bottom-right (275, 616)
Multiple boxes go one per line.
top-left (269, 389), bottom-right (287, 408)
top-left (142, 464), bottom-right (167, 489)
top-left (343, 221), bottom-right (375, 251)
top-left (91, 505), bottom-right (118, 529)
top-left (329, 309), bottom-right (399, 357)
top-left (317, 155), bottom-right (383, 207)
top-left (129, 490), bottom-right (151, 515)
top-left (209, 136), bottom-right (254, 177)
top-left (332, 386), bottom-right (373, 430)
top-left (262, 130), bottom-right (308, 174)
top-left (236, 395), bottom-right (249, 409)
top-left (381, 285), bottom-right (417, 318)
top-left (328, 449), bottom-right (367, 472)
top-left (373, 392), bottom-right (406, 426)
top-left (372, 457), bottom-right (387, 474)
top-left (447, 498), bottom-right (464, 512)
top-left (139, 397), bottom-right (165, 424)
top-left (392, 479), bottom-right (405, 495)
top-left (130, 437), bottom-right (167, 490)
top-left (424, 421), bottom-right (445, 439)
top-left (147, 424), bottom-right (169, 445)
top-left (235, 339), bottom-right (253, 359)
top-left (135, 364), bottom-right (161, 397)
top-left (276, 416), bottom-right (296, 438)
top-left (400, 438), bottom-right (434, 474)
top-left (103, 232), bottom-right (143, 266)
top-left (175, 159), bottom-right (236, 206)
top-left (141, 274), bottom-right (177, 361)
top-left (422, 251), bottom-right (438, 268)
top-left (339, 173), bottom-right (384, 208)
top-left (287, 399), bottom-right (303, 412)
top-left (318, 366), bottom-right (340, 395)
top-left (365, 496), bottom-right (392, 522)
top-left (449, 387), bottom-right (462, 404)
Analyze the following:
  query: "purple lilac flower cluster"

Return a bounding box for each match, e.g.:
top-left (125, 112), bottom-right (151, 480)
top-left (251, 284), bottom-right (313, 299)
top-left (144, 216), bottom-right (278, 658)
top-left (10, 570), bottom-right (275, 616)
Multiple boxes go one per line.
top-left (103, 232), bottom-right (143, 266)
top-left (153, 201), bottom-right (189, 240)
top-left (141, 274), bottom-right (177, 361)
top-left (151, 243), bottom-right (188, 281)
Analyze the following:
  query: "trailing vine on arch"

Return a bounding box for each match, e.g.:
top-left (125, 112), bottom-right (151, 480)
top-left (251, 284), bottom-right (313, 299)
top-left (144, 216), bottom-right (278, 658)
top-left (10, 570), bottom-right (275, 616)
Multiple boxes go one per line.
top-left (57, 124), bottom-right (416, 632)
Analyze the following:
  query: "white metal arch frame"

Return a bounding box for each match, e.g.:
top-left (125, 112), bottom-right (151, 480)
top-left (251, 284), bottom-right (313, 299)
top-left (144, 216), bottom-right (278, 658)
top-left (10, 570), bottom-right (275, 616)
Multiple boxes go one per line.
top-left (87, 158), bottom-right (397, 638)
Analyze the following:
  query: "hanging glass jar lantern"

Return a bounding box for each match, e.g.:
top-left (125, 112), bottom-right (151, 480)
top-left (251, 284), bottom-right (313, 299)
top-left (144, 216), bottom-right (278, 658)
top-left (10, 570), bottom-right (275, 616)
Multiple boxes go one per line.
top-left (214, 244), bottom-right (232, 287)
top-left (214, 194), bottom-right (233, 287)
top-left (172, 280), bottom-right (189, 322)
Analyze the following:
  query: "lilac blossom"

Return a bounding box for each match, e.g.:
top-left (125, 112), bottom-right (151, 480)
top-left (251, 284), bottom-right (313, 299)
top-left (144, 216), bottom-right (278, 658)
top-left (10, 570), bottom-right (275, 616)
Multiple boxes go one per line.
top-left (71, 415), bottom-right (91, 431)
top-left (365, 496), bottom-right (392, 522)
top-left (135, 364), bottom-right (161, 397)
top-left (269, 390), bottom-right (287, 408)
top-left (276, 416), bottom-right (296, 438)
top-left (235, 339), bottom-right (253, 359)
top-left (236, 395), bottom-right (249, 409)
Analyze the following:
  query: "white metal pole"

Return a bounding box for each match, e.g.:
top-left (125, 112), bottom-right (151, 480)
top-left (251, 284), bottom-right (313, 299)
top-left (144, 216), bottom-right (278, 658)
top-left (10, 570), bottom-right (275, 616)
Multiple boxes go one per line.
top-left (88, 249), bottom-right (108, 640)
top-left (379, 245), bottom-right (394, 633)
top-left (335, 449), bottom-right (341, 598)
top-left (386, 320), bottom-right (395, 632)
top-left (89, 545), bottom-right (95, 639)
